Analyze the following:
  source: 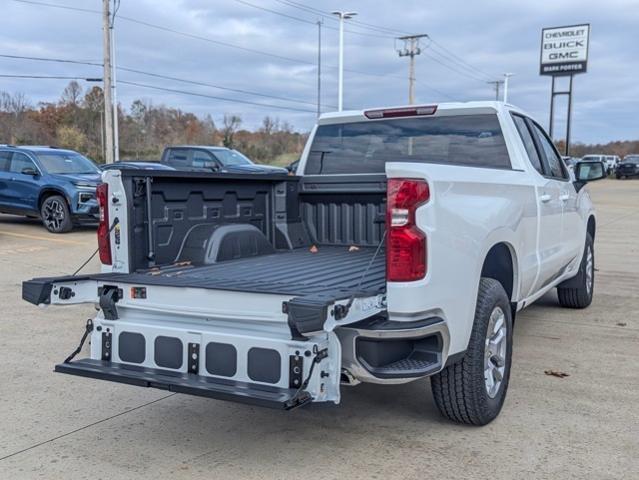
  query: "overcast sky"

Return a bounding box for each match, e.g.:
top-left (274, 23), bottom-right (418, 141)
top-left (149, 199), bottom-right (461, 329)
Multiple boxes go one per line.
top-left (2, 0), bottom-right (638, 143)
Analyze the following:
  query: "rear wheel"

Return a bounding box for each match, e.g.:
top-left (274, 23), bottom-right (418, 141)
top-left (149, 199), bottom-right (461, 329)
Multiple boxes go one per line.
top-left (431, 278), bottom-right (513, 425)
top-left (40, 195), bottom-right (73, 233)
top-left (557, 233), bottom-right (594, 308)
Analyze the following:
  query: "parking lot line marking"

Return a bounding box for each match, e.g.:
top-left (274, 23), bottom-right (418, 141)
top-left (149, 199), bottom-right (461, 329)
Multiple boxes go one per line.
top-left (0, 230), bottom-right (86, 245)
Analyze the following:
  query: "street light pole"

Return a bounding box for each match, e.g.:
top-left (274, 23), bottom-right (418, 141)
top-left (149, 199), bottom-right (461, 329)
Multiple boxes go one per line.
top-left (331, 11), bottom-right (357, 111)
top-left (503, 73), bottom-right (514, 103)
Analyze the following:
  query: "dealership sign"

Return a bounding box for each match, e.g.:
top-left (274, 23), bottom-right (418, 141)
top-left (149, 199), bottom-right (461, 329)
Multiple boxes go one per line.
top-left (540, 24), bottom-right (590, 76)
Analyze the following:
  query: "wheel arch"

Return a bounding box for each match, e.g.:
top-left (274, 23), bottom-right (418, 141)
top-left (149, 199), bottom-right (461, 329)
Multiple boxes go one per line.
top-left (480, 242), bottom-right (518, 317)
top-left (38, 188), bottom-right (70, 211)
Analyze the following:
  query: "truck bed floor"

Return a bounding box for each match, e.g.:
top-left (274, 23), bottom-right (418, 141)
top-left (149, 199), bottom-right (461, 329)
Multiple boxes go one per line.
top-left (97, 246), bottom-right (385, 297)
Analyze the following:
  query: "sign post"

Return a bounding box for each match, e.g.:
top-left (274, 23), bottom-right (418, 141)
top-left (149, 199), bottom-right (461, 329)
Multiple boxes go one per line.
top-left (540, 24), bottom-right (590, 156)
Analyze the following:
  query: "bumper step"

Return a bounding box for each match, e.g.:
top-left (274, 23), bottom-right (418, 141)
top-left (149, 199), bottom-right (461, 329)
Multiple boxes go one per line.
top-left (55, 359), bottom-right (311, 410)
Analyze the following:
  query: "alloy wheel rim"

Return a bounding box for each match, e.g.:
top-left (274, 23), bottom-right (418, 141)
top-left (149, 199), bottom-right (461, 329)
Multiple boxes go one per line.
top-left (585, 246), bottom-right (594, 296)
top-left (43, 199), bottom-right (64, 231)
top-left (484, 306), bottom-right (507, 399)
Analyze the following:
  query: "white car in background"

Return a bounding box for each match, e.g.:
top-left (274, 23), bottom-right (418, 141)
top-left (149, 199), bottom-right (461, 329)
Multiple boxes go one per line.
top-left (581, 154), bottom-right (620, 175)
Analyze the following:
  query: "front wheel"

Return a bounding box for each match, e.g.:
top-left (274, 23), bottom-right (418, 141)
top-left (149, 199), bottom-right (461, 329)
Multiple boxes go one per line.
top-left (557, 233), bottom-right (594, 308)
top-left (431, 278), bottom-right (513, 425)
top-left (40, 195), bottom-right (73, 233)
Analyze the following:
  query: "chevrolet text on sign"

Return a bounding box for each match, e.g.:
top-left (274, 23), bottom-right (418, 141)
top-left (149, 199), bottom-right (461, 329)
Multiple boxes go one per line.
top-left (540, 24), bottom-right (590, 76)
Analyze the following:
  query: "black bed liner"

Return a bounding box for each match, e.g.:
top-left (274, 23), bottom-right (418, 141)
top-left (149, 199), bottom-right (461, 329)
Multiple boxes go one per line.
top-left (89, 245), bottom-right (385, 297)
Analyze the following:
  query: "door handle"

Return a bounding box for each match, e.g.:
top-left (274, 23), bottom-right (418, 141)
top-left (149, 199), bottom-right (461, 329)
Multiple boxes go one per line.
top-left (539, 193), bottom-right (552, 203)
top-left (559, 193), bottom-right (570, 202)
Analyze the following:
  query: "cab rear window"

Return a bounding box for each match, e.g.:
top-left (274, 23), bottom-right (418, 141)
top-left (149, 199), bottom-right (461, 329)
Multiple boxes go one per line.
top-left (305, 114), bottom-right (511, 174)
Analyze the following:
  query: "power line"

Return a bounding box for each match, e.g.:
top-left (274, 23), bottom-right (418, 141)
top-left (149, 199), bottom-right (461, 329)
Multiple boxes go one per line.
top-left (118, 80), bottom-right (316, 113)
top-left (272, 0), bottom-right (497, 82)
top-left (273, 0), bottom-right (408, 36)
top-left (118, 66), bottom-right (337, 109)
top-left (0, 52), bottom-right (336, 108)
top-left (0, 53), bottom-right (102, 66)
top-left (10, 0), bottom-right (99, 13)
top-left (0, 74), bottom-right (101, 80)
top-left (233, 0), bottom-right (394, 39)
top-left (423, 48), bottom-right (491, 84)
top-left (428, 38), bottom-right (498, 81)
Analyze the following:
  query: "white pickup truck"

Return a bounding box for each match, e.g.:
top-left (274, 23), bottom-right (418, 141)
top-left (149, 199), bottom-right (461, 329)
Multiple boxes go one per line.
top-left (23, 101), bottom-right (606, 425)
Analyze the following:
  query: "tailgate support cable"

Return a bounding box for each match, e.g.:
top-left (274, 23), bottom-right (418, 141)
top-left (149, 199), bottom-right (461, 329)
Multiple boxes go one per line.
top-left (70, 218), bottom-right (119, 276)
top-left (63, 319), bottom-right (94, 364)
top-left (335, 230), bottom-right (387, 320)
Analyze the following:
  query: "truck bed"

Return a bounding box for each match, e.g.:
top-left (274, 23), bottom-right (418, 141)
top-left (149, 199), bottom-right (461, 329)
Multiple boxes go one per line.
top-left (94, 245), bottom-right (385, 297)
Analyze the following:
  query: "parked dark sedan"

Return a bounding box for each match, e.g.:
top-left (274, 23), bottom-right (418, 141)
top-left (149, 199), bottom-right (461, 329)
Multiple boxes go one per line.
top-left (616, 155), bottom-right (639, 179)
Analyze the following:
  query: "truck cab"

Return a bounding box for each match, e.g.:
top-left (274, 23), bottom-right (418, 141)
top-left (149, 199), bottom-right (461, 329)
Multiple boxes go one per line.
top-left (22, 102), bottom-right (606, 425)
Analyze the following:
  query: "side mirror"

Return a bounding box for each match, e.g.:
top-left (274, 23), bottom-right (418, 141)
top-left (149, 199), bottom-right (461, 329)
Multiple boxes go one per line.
top-left (21, 167), bottom-right (39, 176)
top-left (574, 161), bottom-right (606, 191)
top-left (575, 161), bottom-right (607, 182)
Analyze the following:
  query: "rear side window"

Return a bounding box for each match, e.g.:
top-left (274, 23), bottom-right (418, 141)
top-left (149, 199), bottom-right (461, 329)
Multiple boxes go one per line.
top-left (165, 149), bottom-right (190, 167)
top-left (530, 123), bottom-right (567, 179)
top-left (0, 151), bottom-right (11, 172)
top-left (512, 115), bottom-right (544, 175)
top-left (305, 114), bottom-right (511, 174)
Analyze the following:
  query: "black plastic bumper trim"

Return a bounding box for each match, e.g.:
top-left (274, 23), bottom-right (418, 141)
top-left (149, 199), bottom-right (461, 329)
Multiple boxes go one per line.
top-left (55, 359), bottom-right (311, 410)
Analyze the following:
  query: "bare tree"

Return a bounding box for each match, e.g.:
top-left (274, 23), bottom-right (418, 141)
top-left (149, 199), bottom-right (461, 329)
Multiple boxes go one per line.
top-left (222, 114), bottom-right (242, 148)
top-left (61, 81), bottom-right (83, 107)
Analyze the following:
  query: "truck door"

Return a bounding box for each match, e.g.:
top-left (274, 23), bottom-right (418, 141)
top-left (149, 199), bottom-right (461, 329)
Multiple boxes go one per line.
top-left (528, 120), bottom-right (576, 287)
top-left (512, 116), bottom-right (563, 293)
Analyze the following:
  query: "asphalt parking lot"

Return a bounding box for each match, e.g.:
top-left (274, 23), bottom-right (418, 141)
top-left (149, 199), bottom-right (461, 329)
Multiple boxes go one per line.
top-left (0, 179), bottom-right (637, 479)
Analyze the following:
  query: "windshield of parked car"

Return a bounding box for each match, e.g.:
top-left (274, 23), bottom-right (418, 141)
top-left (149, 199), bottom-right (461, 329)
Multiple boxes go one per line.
top-left (213, 149), bottom-right (253, 166)
top-left (623, 156), bottom-right (639, 162)
top-left (581, 155), bottom-right (602, 161)
top-left (305, 114), bottom-right (511, 174)
top-left (36, 152), bottom-right (99, 174)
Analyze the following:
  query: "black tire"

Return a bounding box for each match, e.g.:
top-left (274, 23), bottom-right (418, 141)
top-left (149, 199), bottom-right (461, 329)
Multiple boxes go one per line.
top-left (40, 195), bottom-right (73, 233)
top-left (557, 233), bottom-right (594, 309)
top-left (431, 278), bottom-right (513, 425)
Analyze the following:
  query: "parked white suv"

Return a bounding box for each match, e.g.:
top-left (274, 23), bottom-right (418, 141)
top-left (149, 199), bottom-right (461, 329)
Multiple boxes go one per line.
top-left (23, 102), bottom-right (606, 425)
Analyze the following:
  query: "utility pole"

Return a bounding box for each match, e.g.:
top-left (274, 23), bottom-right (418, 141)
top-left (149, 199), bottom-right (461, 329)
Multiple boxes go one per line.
top-left (317, 20), bottom-right (322, 117)
top-left (487, 80), bottom-right (504, 101)
top-left (503, 73), bottom-right (514, 103)
top-left (331, 11), bottom-right (357, 111)
top-left (102, 0), bottom-right (114, 164)
top-left (110, 1), bottom-right (120, 162)
top-left (396, 34), bottom-right (428, 105)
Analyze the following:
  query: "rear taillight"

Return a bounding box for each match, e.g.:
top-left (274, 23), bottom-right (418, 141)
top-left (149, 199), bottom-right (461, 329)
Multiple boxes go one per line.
top-left (387, 178), bottom-right (429, 282)
top-left (96, 183), bottom-right (112, 265)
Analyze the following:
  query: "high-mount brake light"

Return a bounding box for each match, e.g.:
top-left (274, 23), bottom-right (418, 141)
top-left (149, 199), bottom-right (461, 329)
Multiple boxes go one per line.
top-left (96, 183), bottom-right (112, 265)
top-left (386, 178), bottom-right (429, 282)
top-left (364, 105), bottom-right (437, 119)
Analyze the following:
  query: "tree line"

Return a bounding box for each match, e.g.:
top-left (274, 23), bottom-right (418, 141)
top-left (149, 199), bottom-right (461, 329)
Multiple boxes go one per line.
top-left (0, 81), bottom-right (307, 165)
top-left (1, 81), bottom-right (637, 164)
